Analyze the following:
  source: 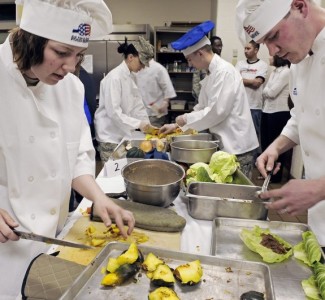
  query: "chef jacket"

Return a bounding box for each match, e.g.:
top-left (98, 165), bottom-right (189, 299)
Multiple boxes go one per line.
top-left (282, 27), bottom-right (325, 246)
top-left (94, 61), bottom-right (149, 144)
top-left (0, 37), bottom-right (95, 297)
top-left (182, 54), bottom-right (259, 155)
top-left (136, 59), bottom-right (176, 117)
top-left (235, 59), bottom-right (268, 109)
top-left (262, 66), bottom-right (290, 113)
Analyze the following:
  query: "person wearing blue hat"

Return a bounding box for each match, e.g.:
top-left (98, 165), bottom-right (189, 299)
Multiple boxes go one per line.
top-left (159, 21), bottom-right (259, 179)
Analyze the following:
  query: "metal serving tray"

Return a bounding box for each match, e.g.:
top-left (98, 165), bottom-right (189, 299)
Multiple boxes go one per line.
top-left (211, 217), bottom-right (318, 300)
top-left (60, 242), bottom-right (275, 300)
top-left (111, 139), bottom-right (167, 161)
top-left (186, 182), bottom-right (268, 221)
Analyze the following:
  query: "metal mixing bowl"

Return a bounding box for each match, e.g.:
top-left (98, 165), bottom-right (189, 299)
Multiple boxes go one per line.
top-left (121, 159), bottom-right (185, 207)
top-left (170, 140), bottom-right (218, 164)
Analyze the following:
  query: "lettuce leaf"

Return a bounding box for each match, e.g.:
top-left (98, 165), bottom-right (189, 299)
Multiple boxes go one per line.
top-left (209, 151), bottom-right (239, 182)
top-left (314, 262), bottom-right (325, 300)
top-left (294, 231), bottom-right (322, 267)
top-left (302, 276), bottom-right (322, 300)
top-left (240, 226), bottom-right (293, 263)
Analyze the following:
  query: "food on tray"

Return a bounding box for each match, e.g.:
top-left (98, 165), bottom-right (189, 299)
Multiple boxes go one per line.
top-left (294, 231), bottom-right (322, 267)
top-left (186, 151), bottom-right (239, 185)
top-left (302, 262), bottom-right (325, 300)
top-left (148, 287), bottom-right (180, 300)
top-left (145, 128), bottom-right (198, 140)
top-left (240, 226), bottom-right (293, 263)
top-left (173, 260), bottom-right (203, 286)
top-left (85, 224), bottom-right (149, 246)
top-left (151, 264), bottom-right (176, 287)
top-left (101, 243), bottom-right (143, 286)
top-left (240, 290), bottom-right (265, 300)
top-left (140, 140), bottom-right (154, 153)
top-left (142, 252), bottom-right (164, 276)
top-left (126, 146), bottom-right (145, 158)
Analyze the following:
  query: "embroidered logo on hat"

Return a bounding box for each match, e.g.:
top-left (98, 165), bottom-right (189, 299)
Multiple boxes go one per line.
top-left (71, 23), bottom-right (91, 43)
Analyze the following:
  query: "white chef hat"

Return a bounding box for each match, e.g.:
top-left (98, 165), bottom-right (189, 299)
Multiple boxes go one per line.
top-left (236, 0), bottom-right (292, 45)
top-left (18, 0), bottom-right (113, 48)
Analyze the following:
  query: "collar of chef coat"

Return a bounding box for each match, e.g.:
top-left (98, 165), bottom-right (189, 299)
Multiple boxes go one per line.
top-left (207, 53), bottom-right (221, 75)
top-left (311, 26), bottom-right (325, 54)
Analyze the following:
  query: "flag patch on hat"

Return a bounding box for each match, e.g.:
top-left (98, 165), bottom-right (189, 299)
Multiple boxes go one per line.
top-left (71, 23), bottom-right (91, 43)
top-left (73, 23), bottom-right (91, 36)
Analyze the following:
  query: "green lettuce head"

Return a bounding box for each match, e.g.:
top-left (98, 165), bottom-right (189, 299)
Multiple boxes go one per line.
top-left (209, 151), bottom-right (239, 182)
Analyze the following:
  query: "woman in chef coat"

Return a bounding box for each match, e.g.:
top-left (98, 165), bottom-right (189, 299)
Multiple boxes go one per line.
top-left (94, 37), bottom-right (156, 162)
top-left (0, 0), bottom-right (134, 297)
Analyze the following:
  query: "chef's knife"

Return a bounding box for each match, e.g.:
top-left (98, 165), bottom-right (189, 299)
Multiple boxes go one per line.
top-left (12, 228), bottom-right (93, 249)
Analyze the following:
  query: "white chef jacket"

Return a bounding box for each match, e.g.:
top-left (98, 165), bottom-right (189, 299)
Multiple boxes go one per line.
top-left (282, 27), bottom-right (325, 246)
top-left (262, 66), bottom-right (290, 113)
top-left (94, 61), bottom-right (149, 144)
top-left (182, 54), bottom-right (259, 155)
top-left (0, 37), bottom-right (95, 298)
top-left (235, 59), bottom-right (268, 109)
top-left (136, 59), bottom-right (176, 117)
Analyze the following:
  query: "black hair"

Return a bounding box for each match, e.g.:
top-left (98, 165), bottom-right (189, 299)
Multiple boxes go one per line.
top-left (249, 40), bottom-right (260, 50)
top-left (210, 36), bottom-right (222, 44)
top-left (117, 37), bottom-right (138, 58)
top-left (273, 55), bottom-right (291, 68)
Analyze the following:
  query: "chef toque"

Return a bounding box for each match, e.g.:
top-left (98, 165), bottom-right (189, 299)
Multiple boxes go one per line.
top-left (236, 0), bottom-right (292, 46)
top-left (133, 36), bottom-right (154, 67)
top-left (171, 20), bottom-right (215, 56)
top-left (17, 0), bottom-right (113, 48)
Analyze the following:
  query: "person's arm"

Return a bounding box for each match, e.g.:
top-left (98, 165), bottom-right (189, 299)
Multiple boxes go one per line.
top-left (242, 77), bottom-right (264, 89)
top-left (72, 174), bottom-right (135, 238)
top-left (261, 178), bottom-right (325, 216)
top-left (263, 68), bottom-right (290, 99)
top-left (256, 134), bottom-right (296, 177)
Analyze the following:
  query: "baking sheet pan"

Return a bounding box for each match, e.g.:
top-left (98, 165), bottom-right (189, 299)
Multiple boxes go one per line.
top-left (60, 242), bottom-right (275, 300)
top-left (211, 217), bottom-right (317, 300)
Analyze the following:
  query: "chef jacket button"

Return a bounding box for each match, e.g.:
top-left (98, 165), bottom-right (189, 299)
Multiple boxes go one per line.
top-left (29, 136), bottom-right (35, 143)
top-left (51, 171), bottom-right (56, 178)
top-left (301, 107), bottom-right (304, 113)
top-left (31, 214), bottom-right (36, 220)
top-left (28, 176), bottom-right (34, 182)
top-left (315, 109), bottom-right (320, 116)
top-left (305, 151), bottom-right (310, 156)
top-left (50, 132), bottom-right (56, 139)
top-left (321, 57), bottom-right (325, 64)
top-left (50, 208), bottom-right (56, 215)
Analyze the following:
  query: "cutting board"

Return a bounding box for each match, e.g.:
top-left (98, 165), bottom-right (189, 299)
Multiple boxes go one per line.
top-left (57, 216), bottom-right (181, 266)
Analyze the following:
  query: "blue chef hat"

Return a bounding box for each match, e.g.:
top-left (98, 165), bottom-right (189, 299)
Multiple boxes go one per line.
top-left (171, 20), bottom-right (215, 56)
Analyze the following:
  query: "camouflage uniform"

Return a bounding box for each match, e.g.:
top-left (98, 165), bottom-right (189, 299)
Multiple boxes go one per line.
top-left (237, 150), bottom-right (255, 180)
top-left (192, 69), bottom-right (208, 102)
top-left (97, 141), bottom-right (118, 162)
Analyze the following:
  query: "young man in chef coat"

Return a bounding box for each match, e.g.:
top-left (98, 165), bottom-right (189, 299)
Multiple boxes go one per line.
top-left (159, 21), bottom-right (259, 179)
top-left (236, 0), bottom-right (325, 249)
top-left (0, 0), bottom-right (135, 297)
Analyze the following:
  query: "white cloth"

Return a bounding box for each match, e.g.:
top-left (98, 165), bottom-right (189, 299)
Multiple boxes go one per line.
top-left (20, 0), bottom-right (112, 47)
top-left (94, 60), bottom-right (149, 144)
top-left (236, 0), bottom-right (292, 45)
top-left (0, 37), bottom-right (95, 298)
top-left (182, 54), bottom-right (259, 155)
top-left (235, 59), bottom-right (268, 109)
top-left (262, 66), bottom-right (290, 113)
top-left (281, 27), bottom-right (325, 246)
top-left (136, 59), bottom-right (176, 117)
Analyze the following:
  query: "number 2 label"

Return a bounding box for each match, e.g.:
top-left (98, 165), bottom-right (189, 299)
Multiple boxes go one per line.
top-left (104, 158), bottom-right (127, 178)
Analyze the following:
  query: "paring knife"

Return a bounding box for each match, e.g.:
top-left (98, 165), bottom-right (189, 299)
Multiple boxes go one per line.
top-left (12, 228), bottom-right (93, 249)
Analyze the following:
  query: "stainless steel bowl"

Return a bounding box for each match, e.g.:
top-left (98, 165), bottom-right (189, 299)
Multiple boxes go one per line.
top-left (121, 159), bottom-right (185, 207)
top-left (170, 140), bottom-right (218, 164)
top-left (171, 133), bottom-right (213, 142)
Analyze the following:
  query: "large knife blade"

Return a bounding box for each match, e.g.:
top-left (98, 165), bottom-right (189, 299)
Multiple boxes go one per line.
top-left (12, 228), bottom-right (93, 249)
